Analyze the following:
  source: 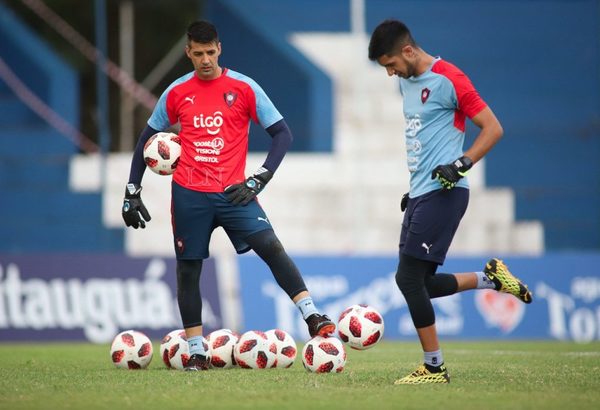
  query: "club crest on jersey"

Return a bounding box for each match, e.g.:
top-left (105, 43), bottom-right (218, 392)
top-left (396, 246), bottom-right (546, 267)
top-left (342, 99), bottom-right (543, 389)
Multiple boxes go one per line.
top-left (421, 88), bottom-right (431, 104)
top-left (175, 238), bottom-right (185, 254)
top-left (224, 91), bottom-right (237, 107)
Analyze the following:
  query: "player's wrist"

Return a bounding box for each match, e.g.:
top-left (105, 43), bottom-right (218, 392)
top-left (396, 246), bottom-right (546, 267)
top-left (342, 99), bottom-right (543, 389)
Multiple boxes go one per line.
top-left (238, 167), bottom-right (273, 197)
top-left (125, 183), bottom-right (143, 198)
top-left (454, 156), bottom-right (473, 175)
top-left (252, 167), bottom-right (273, 184)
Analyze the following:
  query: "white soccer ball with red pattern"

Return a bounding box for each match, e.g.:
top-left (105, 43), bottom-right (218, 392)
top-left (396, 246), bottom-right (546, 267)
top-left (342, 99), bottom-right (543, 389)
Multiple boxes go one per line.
top-left (168, 333), bottom-right (211, 370)
top-left (337, 304), bottom-right (384, 350)
top-left (159, 329), bottom-right (185, 369)
top-left (265, 329), bottom-right (297, 368)
top-left (301, 336), bottom-right (346, 373)
top-left (207, 329), bottom-right (239, 369)
top-left (143, 132), bottom-right (181, 175)
top-left (234, 330), bottom-right (276, 369)
top-left (110, 330), bottom-right (153, 369)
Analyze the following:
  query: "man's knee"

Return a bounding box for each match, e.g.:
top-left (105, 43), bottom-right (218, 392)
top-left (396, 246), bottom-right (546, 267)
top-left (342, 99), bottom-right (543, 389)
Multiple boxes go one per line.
top-left (395, 253), bottom-right (438, 328)
top-left (396, 266), bottom-right (420, 295)
top-left (176, 259), bottom-right (203, 288)
top-left (395, 253), bottom-right (428, 295)
top-left (247, 229), bottom-right (284, 257)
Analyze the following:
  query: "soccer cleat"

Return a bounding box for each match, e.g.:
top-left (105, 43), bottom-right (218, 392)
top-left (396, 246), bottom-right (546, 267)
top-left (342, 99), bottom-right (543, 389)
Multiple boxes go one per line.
top-left (394, 364), bottom-right (450, 385)
top-left (484, 258), bottom-right (533, 304)
top-left (184, 354), bottom-right (210, 371)
top-left (305, 313), bottom-right (336, 337)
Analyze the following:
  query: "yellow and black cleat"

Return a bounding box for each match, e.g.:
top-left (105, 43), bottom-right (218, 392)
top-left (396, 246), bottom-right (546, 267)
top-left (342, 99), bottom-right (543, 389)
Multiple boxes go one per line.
top-left (484, 258), bottom-right (533, 304)
top-left (394, 364), bottom-right (450, 385)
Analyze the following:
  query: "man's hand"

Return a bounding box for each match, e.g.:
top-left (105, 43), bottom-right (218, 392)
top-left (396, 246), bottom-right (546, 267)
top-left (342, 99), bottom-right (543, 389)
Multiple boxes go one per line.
top-left (401, 192), bottom-right (409, 212)
top-left (122, 183), bottom-right (151, 228)
top-left (431, 156), bottom-right (473, 190)
top-left (225, 167), bottom-right (273, 206)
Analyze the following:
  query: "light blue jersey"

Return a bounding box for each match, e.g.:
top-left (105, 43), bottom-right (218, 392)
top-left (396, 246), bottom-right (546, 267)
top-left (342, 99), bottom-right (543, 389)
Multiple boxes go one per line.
top-left (400, 58), bottom-right (486, 197)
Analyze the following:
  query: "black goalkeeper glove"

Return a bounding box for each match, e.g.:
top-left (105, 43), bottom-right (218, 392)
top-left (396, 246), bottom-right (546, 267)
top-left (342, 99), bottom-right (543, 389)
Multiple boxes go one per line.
top-left (431, 156), bottom-right (473, 190)
top-left (401, 192), bottom-right (409, 212)
top-left (224, 167), bottom-right (274, 206)
top-left (122, 183), bottom-right (151, 229)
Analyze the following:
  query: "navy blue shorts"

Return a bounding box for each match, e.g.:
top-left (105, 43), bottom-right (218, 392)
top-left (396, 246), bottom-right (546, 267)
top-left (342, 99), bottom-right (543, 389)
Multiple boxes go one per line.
top-left (171, 181), bottom-right (272, 259)
top-left (399, 188), bottom-right (469, 265)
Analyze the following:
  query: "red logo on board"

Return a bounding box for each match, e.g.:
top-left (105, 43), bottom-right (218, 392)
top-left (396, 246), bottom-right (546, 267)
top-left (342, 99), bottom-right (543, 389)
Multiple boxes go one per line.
top-left (475, 289), bottom-right (525, 333)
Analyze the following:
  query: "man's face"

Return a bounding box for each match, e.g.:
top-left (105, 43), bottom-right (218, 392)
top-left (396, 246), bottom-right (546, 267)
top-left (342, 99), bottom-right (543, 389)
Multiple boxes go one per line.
top-left (186, 40), bottom-right (222, 80)
top-left (377, 45), bottom-right (417, 79)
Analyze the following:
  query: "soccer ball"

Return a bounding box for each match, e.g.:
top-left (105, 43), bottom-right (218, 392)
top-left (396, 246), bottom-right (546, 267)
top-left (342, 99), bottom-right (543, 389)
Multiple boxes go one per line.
top-left (168, 333), bottom-right (211, 370)
top-left (301, 336), bottom-right (346, 373)
top-left (337, 304), bottom-right (384, 350)
top-left (265, 329), bottom-right (297, 368)
top-left (234, 330), bottom-right (276, 369)
top-left (110, 330), bottom-right (153, 369)
top-left (159, 329), bottom-right (186, 369)
top-left (207, 329), bottom-right (239, 369)
top-left (143, 132), bottom-right (181, 175)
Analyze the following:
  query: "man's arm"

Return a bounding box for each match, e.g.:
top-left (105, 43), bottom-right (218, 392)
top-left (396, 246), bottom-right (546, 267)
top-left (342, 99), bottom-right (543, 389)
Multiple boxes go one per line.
top-left (122, 125), bottom-right (159, 228)
top-left (431, 106), bottom-right (503, 189)
top-left (463, 106), bottom-right (504, 164)
top-left (128, 125), bottom-right (160, 184)
top-left (262, 119), bottom-right (293, 172)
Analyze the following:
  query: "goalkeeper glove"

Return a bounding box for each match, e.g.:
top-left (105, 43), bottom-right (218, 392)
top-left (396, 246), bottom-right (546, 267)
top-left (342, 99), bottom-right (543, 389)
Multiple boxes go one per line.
top-left (122, 183), bottom-right (151, 229)
top-left (401, 192), bottom-right (409, 212)
top-left (431, 156), bottom-right (473, 190)
top-left (224, 167), bottom-right (273, 206)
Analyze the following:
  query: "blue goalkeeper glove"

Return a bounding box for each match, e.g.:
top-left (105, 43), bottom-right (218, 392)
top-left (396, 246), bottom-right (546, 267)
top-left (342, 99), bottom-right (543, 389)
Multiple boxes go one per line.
top-left (431, 156), bottom-right (473, 190)
top-left (122, 183), bottom-right (151, 228)
top-left (225, 167), bottom-right (273, 206)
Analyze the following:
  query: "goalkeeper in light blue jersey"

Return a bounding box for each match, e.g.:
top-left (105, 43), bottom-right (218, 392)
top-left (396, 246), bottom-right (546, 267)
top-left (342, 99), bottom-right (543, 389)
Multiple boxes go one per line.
top-left (369, 19), bottom-right (533, 385)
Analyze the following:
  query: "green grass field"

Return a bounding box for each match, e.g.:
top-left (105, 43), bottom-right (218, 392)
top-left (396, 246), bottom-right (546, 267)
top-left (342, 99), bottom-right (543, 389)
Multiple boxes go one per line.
top-left (1, 340), bottom-right (599, 410)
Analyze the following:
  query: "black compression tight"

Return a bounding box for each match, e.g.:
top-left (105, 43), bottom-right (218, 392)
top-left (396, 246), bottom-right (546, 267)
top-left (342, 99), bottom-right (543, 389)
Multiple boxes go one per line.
top-left (176, 259), bottom-right (203, 328)
top-left (246, 229), bottom-right (308, 299)
top-left (395, 253), bottom-right (458, 328)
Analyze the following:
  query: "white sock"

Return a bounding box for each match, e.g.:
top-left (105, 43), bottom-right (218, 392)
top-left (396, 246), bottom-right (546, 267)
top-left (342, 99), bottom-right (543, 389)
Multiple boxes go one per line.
top-left (476, 271), bottom-right (496, 289)
top-left (295, 296), bottom-right (318, 319)
top-left (188, 336), bottom-right (206, 356)
top-left (424, 349), bottom-right (444, 368)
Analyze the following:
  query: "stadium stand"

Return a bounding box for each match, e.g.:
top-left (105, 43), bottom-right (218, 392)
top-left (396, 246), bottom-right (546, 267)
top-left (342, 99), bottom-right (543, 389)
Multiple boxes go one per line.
top-left (70, 2), bottom-right (544, 256)
top-left (0, 3), bottom-right (123, 252)
top-left (4, 0), bottom-right (599, 254)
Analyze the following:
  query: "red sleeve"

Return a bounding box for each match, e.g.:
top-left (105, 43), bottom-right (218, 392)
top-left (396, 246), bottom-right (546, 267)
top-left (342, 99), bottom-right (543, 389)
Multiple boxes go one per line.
top-left (165, 89), bottom-right (178, 125)
top-left (432, 60), bottom-right (487, 119)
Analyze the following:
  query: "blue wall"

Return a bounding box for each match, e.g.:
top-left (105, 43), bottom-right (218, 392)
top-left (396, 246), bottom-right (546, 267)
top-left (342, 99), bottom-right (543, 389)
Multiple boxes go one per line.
top-left (0, 3), bottom-right (123, 252)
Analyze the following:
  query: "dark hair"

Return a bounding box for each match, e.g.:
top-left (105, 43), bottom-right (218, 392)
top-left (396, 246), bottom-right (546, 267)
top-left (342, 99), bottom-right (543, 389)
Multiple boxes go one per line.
top-left (368, 19), bottom-right (417, 61)
top-left (186, 20), bottom-right (219, 44)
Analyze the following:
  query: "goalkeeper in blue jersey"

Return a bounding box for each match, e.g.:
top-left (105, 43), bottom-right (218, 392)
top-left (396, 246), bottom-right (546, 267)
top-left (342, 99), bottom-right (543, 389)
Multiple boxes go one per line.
top-left (368, 19), bottom-right (533, 384)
